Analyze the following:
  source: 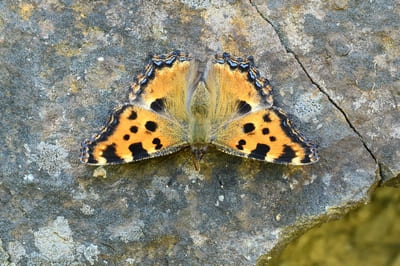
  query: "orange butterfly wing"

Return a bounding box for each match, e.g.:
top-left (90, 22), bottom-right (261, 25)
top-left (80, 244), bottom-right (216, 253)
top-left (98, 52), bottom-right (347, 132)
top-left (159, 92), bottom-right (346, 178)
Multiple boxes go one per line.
top-left (207, 53), bottom-right (318, 165)
top-left (81, 51), bottom-right (198, 165)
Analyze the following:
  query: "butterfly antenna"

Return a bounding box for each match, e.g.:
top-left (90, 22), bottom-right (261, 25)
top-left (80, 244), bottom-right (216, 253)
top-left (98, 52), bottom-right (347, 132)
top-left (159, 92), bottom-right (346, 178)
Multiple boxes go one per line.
top-left (190, 145), bottom-right (208, 171)
top-left (191, 154), bottom-right (200, 171)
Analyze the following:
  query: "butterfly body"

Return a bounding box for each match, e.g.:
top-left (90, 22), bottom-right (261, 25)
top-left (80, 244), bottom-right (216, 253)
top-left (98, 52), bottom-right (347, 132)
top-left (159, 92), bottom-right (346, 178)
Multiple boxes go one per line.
top-left (80, 51), bottom-right (318, 166)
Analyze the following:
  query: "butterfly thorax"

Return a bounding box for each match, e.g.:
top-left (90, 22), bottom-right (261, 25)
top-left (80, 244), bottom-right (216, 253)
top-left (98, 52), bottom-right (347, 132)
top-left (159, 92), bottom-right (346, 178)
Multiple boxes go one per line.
top-left (188, 81), bottom-right (211, 144)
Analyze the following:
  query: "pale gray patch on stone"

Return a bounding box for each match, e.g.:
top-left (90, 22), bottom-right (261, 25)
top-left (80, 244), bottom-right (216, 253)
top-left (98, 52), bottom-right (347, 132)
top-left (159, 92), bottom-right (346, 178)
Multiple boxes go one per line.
top-left (389, 124), bottom-right (400, 139)
top-left (23, 173), bottom-right (35, 182)
top-left (38, 19), bottom-right (55, 39)
top-left (126, 258), bottom-right (136, 264)
top-left (180, 0), bottom-right (211, 9)
top-left (28, 142), bottom-right (71, 177)
top-left (190, 230), bottom-right (208, 246)
top-left (34, 216), bottom-right (75, 262)
top-left (293, 91), bottom-right (323, 122)
top-left (76, 244), bottom-right (99, 265)
top-left (217, 229), bottom-right (277, 263)
top-left (109, 220), bottom-right (145, 243)
top-left (72, 187), bottom-right (100, 201)
top-left (321, 173), bottom-right (333, 187)
top-left (184, 166), bottom-right (205, 182)
top-left (0, 238), bottom-right (10, 264)
top-left (180, 0), bottom-right (232, 9)
top-left (7, 241), bottom-right (26, 264)
top-left (83, 244), bottom-right (99, 265)
top-left (151, 176), bottom-right (181, 201)
top-left (80, 204), bottom-right (95, 215)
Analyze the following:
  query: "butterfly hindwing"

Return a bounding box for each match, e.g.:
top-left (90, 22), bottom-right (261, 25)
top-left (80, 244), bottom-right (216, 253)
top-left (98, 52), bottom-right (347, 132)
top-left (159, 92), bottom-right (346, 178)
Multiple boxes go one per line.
top-left (212, 107), bottom-right (318, 165)
top-left (80, 104), bottom-right (187, 165)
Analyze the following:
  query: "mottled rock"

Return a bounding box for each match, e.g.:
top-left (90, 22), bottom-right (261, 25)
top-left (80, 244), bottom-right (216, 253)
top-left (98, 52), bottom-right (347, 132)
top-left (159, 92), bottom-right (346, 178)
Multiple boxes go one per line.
top-left (0, 239), bottom-right (10, 264)
top-left (0, 0), bottom-right (392, 264)
top-left (252, 0), bottom-right (399, 183)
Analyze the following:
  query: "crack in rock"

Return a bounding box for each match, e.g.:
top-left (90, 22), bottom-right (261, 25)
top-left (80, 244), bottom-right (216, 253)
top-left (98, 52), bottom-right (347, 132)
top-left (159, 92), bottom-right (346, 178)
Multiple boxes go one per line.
top-left (250, 0), bottom-right (379, 169)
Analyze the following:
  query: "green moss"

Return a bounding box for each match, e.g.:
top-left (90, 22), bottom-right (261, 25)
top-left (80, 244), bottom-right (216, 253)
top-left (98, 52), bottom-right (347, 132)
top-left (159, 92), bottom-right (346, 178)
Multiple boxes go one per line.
top-left (262, 186), bottom-right (400, 265)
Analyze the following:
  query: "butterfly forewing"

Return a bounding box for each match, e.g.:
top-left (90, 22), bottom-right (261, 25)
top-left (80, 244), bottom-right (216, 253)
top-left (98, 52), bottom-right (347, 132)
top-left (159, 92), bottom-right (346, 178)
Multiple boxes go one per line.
top-left (204, 53), bottom-right (273, 126)
top-left (129, 51), bottom-right (199, 124)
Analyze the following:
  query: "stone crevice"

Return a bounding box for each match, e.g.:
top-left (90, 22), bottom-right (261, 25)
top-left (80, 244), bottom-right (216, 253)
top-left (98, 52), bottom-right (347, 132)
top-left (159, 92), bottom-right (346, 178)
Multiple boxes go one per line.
top-left (292, 53), bottom-right (378, 165)
top-left (250, 0), bottom-right (380, 171)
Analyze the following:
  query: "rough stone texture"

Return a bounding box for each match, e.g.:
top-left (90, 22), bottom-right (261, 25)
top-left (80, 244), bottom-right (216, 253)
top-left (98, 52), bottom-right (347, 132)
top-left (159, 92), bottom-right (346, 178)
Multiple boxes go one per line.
top-left (252, 0), bottom-right (400, 183)
top-left (0, 0), bottom-right (396, 264)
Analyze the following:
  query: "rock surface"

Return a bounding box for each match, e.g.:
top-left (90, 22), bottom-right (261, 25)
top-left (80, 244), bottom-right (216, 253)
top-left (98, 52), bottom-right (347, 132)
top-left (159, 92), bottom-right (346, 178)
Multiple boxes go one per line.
top-left (0, 0), bottom-right (396, 264)
top-left (252, 0), bottom-right (399, 183)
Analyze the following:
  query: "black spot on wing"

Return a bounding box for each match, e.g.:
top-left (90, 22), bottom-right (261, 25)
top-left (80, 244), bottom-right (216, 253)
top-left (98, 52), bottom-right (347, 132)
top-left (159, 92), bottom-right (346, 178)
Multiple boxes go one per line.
top-left (269, 136), bottom-right (276, 142)
top-left (103, 143), bottom-right (124, 163)
top-left (123, 134), bottom-right (130, 140)
top-left (262, 128), bottom-right (269, 135)
top-left (86, 156), bottom-right (97, 164)
top-left (263, 113), bottom-right (271, 122)
top-left (275, 145), bottom-right (296, 163)
top-left (236, 139), bottom-right (246, 150)
top-left (243, 123), bottom-right (255, 133)
top-left (152, 138), bottom-right (163, 150)
top-left (237, 100), bottom-right (252, 114)
top-left (248, 143), bottom-right (270, 160)
top-left (128, 110), bottom-right (137, 120)
top-left (129, 142), bottom-right (149, 160)
top-left (145, 121), bottom-right (157, 132)
top-left (150, 98), bottom-right (165, 113)
top-left (130, 126), bottom-right (138, 133)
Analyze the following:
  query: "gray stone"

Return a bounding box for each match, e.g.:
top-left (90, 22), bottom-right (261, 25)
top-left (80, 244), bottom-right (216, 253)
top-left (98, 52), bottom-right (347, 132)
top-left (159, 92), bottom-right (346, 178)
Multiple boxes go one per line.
top-left (0, 239), bottom-right (10, 265)
top-left (0, 0), bottom-right (394, 264)
top-left (253, 0), bottom-right (399, 183)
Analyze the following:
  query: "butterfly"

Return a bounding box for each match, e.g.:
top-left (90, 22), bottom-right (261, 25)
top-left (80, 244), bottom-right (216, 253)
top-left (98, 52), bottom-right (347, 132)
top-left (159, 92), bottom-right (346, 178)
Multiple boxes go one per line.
top-left (80, 51), bottom-right (318, 168)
